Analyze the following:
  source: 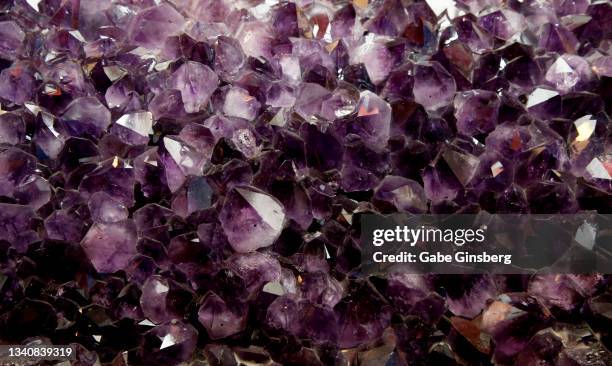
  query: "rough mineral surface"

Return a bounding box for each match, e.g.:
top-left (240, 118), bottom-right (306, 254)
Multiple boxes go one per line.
top-left (0, 0), bottom-right (610, 365)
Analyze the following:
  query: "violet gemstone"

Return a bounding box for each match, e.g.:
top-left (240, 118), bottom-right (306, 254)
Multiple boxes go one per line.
top-left (159, 136), bottom-right (208, 193)
top-left (168, 61), bottom-right (219, 113)
top-left (413, 62), bottom-right (457, 111)
top-left (477, 9), bottom-right (525, 40)
top-left (79, 157), bottom-right (136, 207)
top-left (140, 276), bottom-right (177, 324)
top-left (110, 111), bottom-right (153, 145)
top-left (0, 147), bottom-right (36, 197)
top-left (294, 83), bottom-right (331, 122)
top-left (219, 186), bottom-right (285, 253)
top-left (480, 293), bottom-right (552, 363)
top-left (88, 191), bottom-right (128, 223)
top-left (0, 203), bottom-right (38, 252)
top-left (80, 220), bottom-right (138, 273)
top-left (544, 54), bottom-right (593, 94)
top-left (373, 175), bottom-right (428, 213)
top-left (0, 64), bottom-right (36, 104)
top-left (222, 86), bottom-right (260, 120)
top-left (142, 321), bottom-right (198, 365)
top-left (14, 175), bottom-right (51, 210)
top-left (44, 209), bottom-right (85, 243)
top-left (453, 90), bottom-right (500, 136)
top-left (226, 251), bottom-right (282, 296)
top-left (128, 3), bottom-right (186, 50)
top-left (0, 113), bottom-right (25, 145)
top-left (197, 292), bottom-right (248, 339)
top-left (350, 90), bottom-right (392, 147)
top-left (0, 21), bottom-right (25, 60)
top-left (214, 36), bottom-right (245, 81)
top-left (60, 97), bottom-right (111, 138)
top-left (0, 0), bottom-right (610, 362)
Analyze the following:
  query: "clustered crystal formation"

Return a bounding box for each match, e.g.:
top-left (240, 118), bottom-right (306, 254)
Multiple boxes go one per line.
top-left (0, 0), bottom-right (610, 365)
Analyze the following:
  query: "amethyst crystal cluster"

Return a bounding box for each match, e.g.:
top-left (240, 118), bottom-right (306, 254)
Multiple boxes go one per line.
top-left (0, 0), bottom-right (610, 365)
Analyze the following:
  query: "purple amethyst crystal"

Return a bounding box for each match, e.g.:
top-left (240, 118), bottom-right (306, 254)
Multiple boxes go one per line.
top-left (198, 291), bottom-right (248, 339)
top-left (413, 62), bottom-right (457, 111)
top-left (373, 176), bottom-right (428, 213)
top-left (544, 54), bottom-right (593, 94)
top-left (453, 90), bottom-right (500, 136)
top-left (0, 0), bottom-right (609, 363)
top-left (219, 186), bottom-right (285, 253)
top-left (168, 61), bottom-right (219, 114)
top-left (80, 220), bottom-right (138, 273)
top-left (0, 203), bottom-right (38, 252)
top-left (88, 192), bottom-right (128, 223)
top-left (142, 320), bottom-right (198, 365)
top-left (128, 3), bottom-right (186, 50)
top-left (60, 97), bottom-right (111, 138)
top-left (0, 21), bottom-right (25, 60)
top-left (0, 64), bottom-right (36, 104)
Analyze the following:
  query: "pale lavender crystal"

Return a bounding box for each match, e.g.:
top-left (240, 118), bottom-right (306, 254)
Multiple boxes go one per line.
top-left (539, 23), bottom-right (579, 54)
top-left (454, 90), bottom-right (500, 136)
top-left (14, 175), bottom-right (52, 210)
top-left (88, 191), bottom-right (128, 223)
top-left (197, 292), bottom-right (248, 339)
top-left (447, 275), bottom-right (498, 318)
top-left (544, 54), bottom-right (593, 94)
top-left (266, 82), bottom-right (296, 108)
top-left (80, 220), bottom-right (138, 273)
top-left (236, 21), bottom-right (274, 59)
top-left (0, 147), bottom-right (36, 197)
top-left (320, 81), bottom-right (359, 120)
top-left (299, 271), bottom-right (344, 308)
top-left (591, 56), bottom-right (612, 77)
top-left (79, 157), bottom-right (136, 207)
top-left (105, 77), bottom-right (140, 110)
top-left (226, 252), bottom-right (281, 296)
top-left (350, 90), bottom-right (392, 146)
top-left (219, 186), bottom-right (286, 253)
top-left (477, 9), bottom-right (525, 40)
top-left (170, 176), bottom-right (212, 217)
top-left (0, 113), bottom-right (25, 145)
top-left (222, 86), bottom-right (261, 120)
top-left (231, 127), bottom-right (260, 158)
top-left (44, 60), bottom-right (87, 95)
top-left (203, 114), bottom-right (251, 141)
top-left (413, 62), bottom-right (457, 111)
top-left (0, 203), bottom-right (38, 252)
top-left (61, 97), bottom-right (111, 138)
top-left (352, 36), bottom-right (396, 84)
top-left (143, 321), bottom-right (198, 365)
top-left (178, 124), bottom-right (215, 156)
top-left (140, 276), bottom-right (174, 324)
top-left (373, 176), bottom-right (428, 213)
top-left (110, 111), bottom-right (153, 145)
top-left (454, 16), bottom-right (494, 54)
top-left (0, 21), bottom-right (25, 60)
top-left (294, 83), bottom-right (331, 121)
top-left (33, 111), bottom-right (66, 160)
top-left (159, 136), bottom-right (208, 192)
top-left (214, 36), bottom-right (245, 82)
top-left (168, 61), bottom-right (219, 113)
top-left (44, 209), bottom-right (85, 243)
top-left (128, 3), bottom-right (186, 50)
top-left (0, 64), bottom-right (36, 104)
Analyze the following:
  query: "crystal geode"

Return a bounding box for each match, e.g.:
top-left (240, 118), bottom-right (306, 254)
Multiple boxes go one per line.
top-left (0, 0), bottom-right (609, 365)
